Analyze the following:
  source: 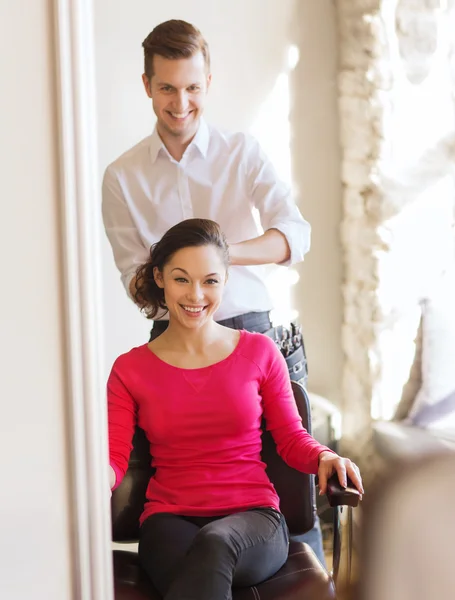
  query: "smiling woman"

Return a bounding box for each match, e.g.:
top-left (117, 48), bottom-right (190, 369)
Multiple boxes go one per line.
top-left (106, 217), bottom-right (363, 599)
top-left (133, 218), bottom-right (229, 325)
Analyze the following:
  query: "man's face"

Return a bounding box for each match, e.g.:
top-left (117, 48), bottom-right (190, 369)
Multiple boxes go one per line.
top-left (143, 52), bottom-right (211, 141)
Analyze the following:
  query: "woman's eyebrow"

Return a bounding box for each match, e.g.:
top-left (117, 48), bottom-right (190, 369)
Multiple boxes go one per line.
top-left (171, 267), bottom-right (188, 274)
top-left (170, 268), bottom-right (220, 277)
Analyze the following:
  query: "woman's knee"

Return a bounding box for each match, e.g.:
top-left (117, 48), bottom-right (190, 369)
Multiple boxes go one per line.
top-left (138, 514), bottom-right (200, 595)
top-left (191, 525), bottom-right (238, 561)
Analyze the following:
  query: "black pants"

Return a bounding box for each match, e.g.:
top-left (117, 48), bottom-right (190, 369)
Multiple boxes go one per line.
top-left (138, 508), bottom-right (289, 599)
top-left (149, 311), bottom-right (272, 341)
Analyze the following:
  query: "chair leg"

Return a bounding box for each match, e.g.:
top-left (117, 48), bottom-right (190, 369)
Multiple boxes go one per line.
top-left (332, 505), bottom-right (354, 587)
top-left (332, 506), bottom-right (342, 584)
top-left (346, 505), bottom-right (353, 584)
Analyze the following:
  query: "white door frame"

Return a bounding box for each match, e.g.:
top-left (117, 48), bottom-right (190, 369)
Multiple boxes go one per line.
top-left (53, 0), bottom-right (114, 598)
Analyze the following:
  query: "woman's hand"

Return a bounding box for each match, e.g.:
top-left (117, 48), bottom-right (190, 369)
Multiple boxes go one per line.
top-left (317, 451), bottom-right (364, 499)
top-left (109, 465), bottom-right (116, 497)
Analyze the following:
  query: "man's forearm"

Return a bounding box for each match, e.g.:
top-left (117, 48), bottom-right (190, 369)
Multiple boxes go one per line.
top-left (229, 228), bottom-right (290, 266)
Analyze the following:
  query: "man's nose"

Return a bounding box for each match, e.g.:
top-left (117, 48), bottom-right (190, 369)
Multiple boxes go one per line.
top-left (175, 90), bottom-right (189, 111)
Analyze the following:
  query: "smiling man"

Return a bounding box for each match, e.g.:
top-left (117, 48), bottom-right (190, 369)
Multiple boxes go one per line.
top-left (102, 19), bottom-right (311, 337)
top-left (101, 20), bottom-right (323, 560)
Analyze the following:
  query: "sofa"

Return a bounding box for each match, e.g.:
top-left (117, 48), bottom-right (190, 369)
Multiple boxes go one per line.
top-left (373, 267), bottom-right (455, 463)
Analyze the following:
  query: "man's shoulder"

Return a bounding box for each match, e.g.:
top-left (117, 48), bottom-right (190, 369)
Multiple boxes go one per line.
top-left (207, 123), bottom-right (258, 153)
top-left (105, 135), bottom-right (153, 174)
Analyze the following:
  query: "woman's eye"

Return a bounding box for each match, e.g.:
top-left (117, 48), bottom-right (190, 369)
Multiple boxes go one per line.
top-left (175, 278), bottom-right (188, 283)
top-left (206, 279), bottom-right (219, 285)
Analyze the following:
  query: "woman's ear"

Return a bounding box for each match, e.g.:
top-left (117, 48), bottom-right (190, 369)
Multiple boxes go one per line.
top-left (153, 267), bottom-right (164, 289)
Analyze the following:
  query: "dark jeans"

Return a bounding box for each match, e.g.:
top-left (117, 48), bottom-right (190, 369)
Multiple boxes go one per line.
top-left (149, 310), bottom-right (326, 567)
top-left (138, 508), bottom-right (289, 600)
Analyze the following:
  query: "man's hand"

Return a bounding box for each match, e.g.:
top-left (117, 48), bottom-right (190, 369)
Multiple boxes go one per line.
top-left (317, 451), bottom-right (364, 499)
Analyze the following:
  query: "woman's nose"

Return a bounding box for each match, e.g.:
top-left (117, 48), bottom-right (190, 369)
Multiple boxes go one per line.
top-left (188, 284), bottom-right (204, 302)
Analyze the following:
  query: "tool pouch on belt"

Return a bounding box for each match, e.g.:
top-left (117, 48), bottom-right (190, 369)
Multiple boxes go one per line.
top-left (263, 322), bottom-right (308, 387)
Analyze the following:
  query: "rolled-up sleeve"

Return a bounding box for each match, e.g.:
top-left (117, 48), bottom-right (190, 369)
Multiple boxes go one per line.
top-left (246, 137), bottom-right (311, 266)
top-left (101, 166), bottom-right (150, 297)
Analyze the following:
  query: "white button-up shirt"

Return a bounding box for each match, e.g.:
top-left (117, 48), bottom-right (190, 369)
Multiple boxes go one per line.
top-left (102, 119), bottom-right (311, 321)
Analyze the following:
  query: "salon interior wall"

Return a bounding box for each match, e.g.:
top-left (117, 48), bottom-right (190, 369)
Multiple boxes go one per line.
top-left (95, 0), bottom-right (343, 405)
top-left (0, 1), bottom-right (73, 599)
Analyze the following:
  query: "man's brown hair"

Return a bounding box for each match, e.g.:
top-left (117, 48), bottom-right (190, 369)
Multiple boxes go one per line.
top-left (142, 20), bottom-right (210, 79)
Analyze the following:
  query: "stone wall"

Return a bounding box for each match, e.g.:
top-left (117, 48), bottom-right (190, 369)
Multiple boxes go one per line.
top-left (336, 0), bottom-right (455, 470)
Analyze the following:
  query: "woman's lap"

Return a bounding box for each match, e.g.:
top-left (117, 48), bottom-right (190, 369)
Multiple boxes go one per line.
top-left (138, 508), bottom-right (289, 597)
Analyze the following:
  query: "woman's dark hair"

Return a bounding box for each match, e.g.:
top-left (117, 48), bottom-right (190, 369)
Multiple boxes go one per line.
top-left (134, 219), bottom-right (229, 318)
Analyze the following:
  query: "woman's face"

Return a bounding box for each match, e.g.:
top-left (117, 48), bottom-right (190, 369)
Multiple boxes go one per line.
top-left (154, 244), bottom-right (227, 329)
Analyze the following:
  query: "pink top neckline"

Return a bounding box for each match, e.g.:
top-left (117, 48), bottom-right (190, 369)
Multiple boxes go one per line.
top-left (141, 329), bottom-right (245, 372)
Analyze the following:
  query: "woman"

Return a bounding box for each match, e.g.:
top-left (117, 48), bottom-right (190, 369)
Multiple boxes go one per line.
top-left (108, 218), bottom-right (363, 600)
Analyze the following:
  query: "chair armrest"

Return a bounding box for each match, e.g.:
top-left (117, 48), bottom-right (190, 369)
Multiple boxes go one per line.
top-left (326, 473), bottom-right (360, 508)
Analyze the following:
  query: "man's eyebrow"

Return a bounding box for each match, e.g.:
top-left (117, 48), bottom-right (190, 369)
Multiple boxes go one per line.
top-left (156, 81), bottom-right (201, 88)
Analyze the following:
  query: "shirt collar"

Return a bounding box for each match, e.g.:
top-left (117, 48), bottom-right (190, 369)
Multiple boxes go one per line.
top-left (190, 118), bottom-right (209, 158)
top-left (149, 118), bottom-right (209, 164)
top-left (149, 128), bottom-right (165, 164)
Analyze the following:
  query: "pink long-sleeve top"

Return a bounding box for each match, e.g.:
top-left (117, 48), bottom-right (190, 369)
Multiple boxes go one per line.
top-left (108, 330), bottom-right (330, 525)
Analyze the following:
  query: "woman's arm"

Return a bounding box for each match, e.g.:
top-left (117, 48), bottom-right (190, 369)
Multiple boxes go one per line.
top-left (260, 337), bottom-right (363, 494)
top-left (260, 337), bottom-right (331, 474)
top-left (107, 359), bottom-right (137, 490)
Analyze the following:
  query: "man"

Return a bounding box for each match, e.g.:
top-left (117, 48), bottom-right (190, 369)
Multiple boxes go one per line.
top-left (102, 19), bottom-right (325, 563)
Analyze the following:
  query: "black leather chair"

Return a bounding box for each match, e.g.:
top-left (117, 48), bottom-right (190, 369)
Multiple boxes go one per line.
top-left (111, 381), bottom-right (360, 600)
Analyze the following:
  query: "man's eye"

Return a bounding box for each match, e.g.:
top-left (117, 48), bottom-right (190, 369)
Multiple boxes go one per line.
top-left (161, 86), bottom-right (172, 92)
top-left (188, 85), bottom-right (200, 92)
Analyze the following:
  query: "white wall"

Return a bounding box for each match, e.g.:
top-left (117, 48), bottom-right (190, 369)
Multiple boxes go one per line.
top-left (0, 2), bottom-right (73, 599)
top-left (94, 0), bottom-right (343, 404)
top-left (289, 2), bottom-right (343, 404)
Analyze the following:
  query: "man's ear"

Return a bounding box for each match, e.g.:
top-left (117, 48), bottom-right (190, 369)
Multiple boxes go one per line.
top-left (142, 73), bottom-right (153, 99)
top-left (153, 267), bottom-right (164, 288)
top-left (206, 73), bottom-right (212, 92)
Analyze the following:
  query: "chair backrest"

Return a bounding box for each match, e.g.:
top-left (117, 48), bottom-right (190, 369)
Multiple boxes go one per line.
top-left (111, 381), bottom-right (316, 541)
